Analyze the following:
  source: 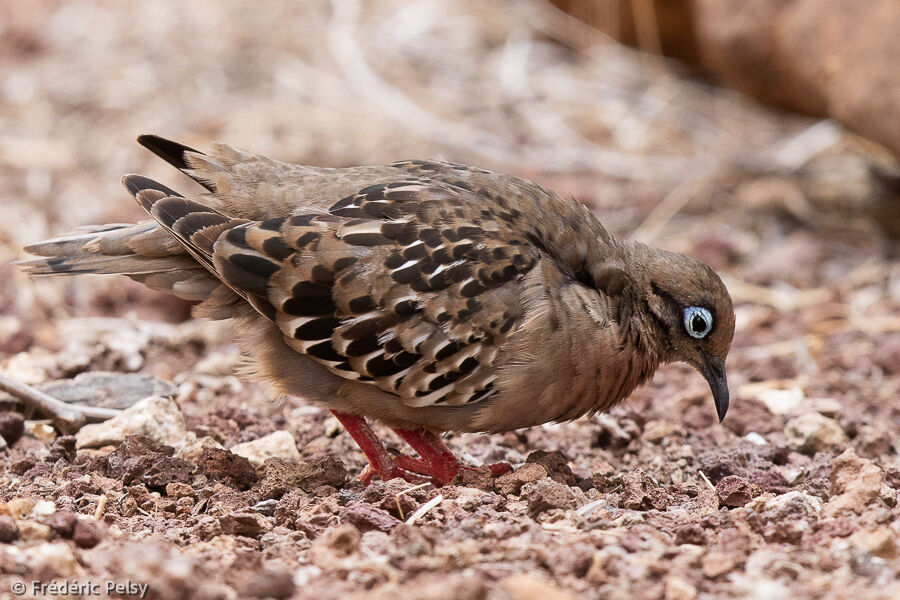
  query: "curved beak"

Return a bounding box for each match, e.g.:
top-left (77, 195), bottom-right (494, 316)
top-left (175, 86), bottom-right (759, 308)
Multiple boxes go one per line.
top-left (700, 355), bottom-right (729, 422)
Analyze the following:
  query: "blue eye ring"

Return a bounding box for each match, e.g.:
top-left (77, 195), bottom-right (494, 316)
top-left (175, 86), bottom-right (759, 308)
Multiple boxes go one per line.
top-left (683, 306), bottom-right (713, 339)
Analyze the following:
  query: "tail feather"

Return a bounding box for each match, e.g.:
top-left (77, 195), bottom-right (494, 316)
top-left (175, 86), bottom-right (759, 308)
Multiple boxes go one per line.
top-left (20, 136), bottom-right (260, 314)
top-left (137, 134), bottom-right (217, 193)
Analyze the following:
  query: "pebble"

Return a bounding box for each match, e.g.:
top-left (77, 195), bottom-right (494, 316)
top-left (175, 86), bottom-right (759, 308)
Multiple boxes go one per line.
top-left (824, 448), bottom-right (884, 517)
top-left (500, 573), bottom-right (577, 600)
top-left (218, 511), bottom-right (271, 538)
top-left (76, 395), bottom-right (189, 449)
top-left (230, 430), bottom-right (301, 466)
top-left (784, 412), bottom-right (847, 454)
top-left (497, 463), bottom-right (548, 496)
top-left (0, 411), bottom-right (25, 444)
top-left (0, 515), bottom-right (19, 542)
top-left (521, 478), bottom-right (584, 516)
top-left (716, 475), bottom-right (754, 508)
top-left (665, 576), bottom-right (698, 600)
top-left (849, 527), bottom-right (898, 559)
top-left (72, 518), bottom-right (105, 548)
top-left (46, 510), bottom-right (78, 538)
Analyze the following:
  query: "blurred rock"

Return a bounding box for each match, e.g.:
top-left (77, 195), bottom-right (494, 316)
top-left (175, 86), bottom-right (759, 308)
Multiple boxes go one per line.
top-left (521, 478), bottom-right (584, 516)
top-left (497, 463), bottom-right (548, 496)
top-left (716, 475), bottom-right (755, 508)
top-left (339, 501), bottom-right (401, 533)
top-left (218, 511), bottom-right (271, 538)
top-left (849, 528), bottom-right (898, 560)
top-left (72, 518), bottom-right (105, 548)
top-left (230, 430), bottom-right (300, 467)
top-left (0, 411), bottom-right (24, 445)
top-left (197, 448), bottom-right (259, 490)
top-left (500, 573), bottom-right (577, 600)
top-left (76, 395), bottom-right (189, 449)
top-left (0, 515), bottom-right (19, 542)
top-left (257, 456), bottom-right (348, 500)
top-left (824, 448), bottom-right (884, 517)
top-left (784, 412), bottom-right (847, 454)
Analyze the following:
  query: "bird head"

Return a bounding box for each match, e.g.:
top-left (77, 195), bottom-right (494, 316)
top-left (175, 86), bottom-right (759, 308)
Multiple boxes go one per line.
top-left (635, 248), bottom-right (736, 422)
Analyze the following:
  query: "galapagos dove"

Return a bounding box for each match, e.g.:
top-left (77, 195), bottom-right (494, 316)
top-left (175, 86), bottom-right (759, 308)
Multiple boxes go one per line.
top-left (20, 135), bottom-right (735, 485)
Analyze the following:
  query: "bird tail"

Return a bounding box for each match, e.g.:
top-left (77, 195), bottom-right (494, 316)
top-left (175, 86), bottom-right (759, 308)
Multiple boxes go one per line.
top-left (17, 172), bottom-right (246, 310)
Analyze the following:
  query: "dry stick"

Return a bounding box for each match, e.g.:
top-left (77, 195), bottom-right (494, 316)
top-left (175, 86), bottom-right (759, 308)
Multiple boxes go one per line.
top-left (394, 482), bottom-right (431, 521)
top-left (630, 172), bottom-right (713, 245)
top-left (0, 373), bottom-right (121, 433)
top-left (327, 0), bottom-right (690, 180)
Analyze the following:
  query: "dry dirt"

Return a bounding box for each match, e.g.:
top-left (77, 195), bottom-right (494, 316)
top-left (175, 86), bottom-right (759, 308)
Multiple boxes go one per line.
top-left (0, 2), bottom-right (898, 599)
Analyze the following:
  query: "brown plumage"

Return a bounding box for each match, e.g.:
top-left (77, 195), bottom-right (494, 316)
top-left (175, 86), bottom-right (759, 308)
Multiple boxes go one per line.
top-left (20, 135), bottom-right (735, 484)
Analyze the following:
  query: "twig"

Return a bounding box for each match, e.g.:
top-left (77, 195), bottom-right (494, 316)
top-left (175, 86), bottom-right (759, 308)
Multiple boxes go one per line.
top-left (630, 172), bottom-right (713, 244)
top-left (94, 494), bottom-right (108, 520)
top-left (405, 494), bottom-right (443, 525)
top-left (394, 482), bottom-right (430, 521)
top-left (698, 470), bottom-right (716, 493)
top-left (0, 373), bottom-right (121, 434)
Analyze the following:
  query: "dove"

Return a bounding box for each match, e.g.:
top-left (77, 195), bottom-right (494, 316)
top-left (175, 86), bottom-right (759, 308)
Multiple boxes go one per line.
top-left (20, 135), bottom-right (735, 485)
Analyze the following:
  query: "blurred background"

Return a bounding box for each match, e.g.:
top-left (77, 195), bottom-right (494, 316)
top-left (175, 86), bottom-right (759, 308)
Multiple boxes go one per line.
top-left (0, 1), bottom-right (898, 598)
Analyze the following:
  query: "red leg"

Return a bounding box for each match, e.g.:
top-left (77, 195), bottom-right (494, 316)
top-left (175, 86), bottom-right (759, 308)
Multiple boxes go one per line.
top-left (330, 410), bottom-right (426, 484)
top-left (392, 428), bottom-right (513, 485)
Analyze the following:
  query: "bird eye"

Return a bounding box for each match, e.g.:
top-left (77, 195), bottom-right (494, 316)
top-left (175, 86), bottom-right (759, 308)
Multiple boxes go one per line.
top-left (683, 306), bottom-right (713, 339)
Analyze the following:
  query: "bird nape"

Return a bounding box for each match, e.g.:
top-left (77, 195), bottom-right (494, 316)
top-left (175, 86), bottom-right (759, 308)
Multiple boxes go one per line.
top-left (19, 134), bottom-right (736, 485)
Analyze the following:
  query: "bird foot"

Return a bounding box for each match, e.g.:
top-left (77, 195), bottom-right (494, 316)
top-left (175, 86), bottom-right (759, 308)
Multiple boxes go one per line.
top-left (330, 410), bottom-right (511, 487)
top-left (358, 462), bottom-right (431, 486)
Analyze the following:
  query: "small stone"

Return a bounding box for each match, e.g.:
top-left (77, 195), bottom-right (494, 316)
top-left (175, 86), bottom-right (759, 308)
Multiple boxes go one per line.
top-left (17, 520), bottom-right (52, 541)
top-left (72, 518), bottom-right (105, 548)
top-left (824, 448), bottom-right (884, 517)
top-left (46, 510), bottom-right (78, 538)
top-left (165, 482), bottom-right (195, 499)
top-left (22, 542), bottom-right (80, 577)
top-left (198, 448), bottom-right (259, 490)
top-left (701, 551), bottom-right (737, 578)
top-left (521, 478), bottom-right (582, 516)
top-left (621, 469), bottom-right (668, 510)
top-left (31, 500), bottom-right (56, 517)
top-left (642, 420), bottom-right (675, 443)
top-left (6, 497), bottom-right (35, 518)
top-left (339, 501), bottom-right (401, 533)
top-left (230, 430), bottom-right (301, 466)
top-left (525, 450), bottom-right (576, 485)
top-left (497, 463), bottom-right (548, 496)
top-left (665, 576), bottom-right (698, 600)
top-left (26, 421), bottom-right (56, 443)
top-left (239, 566), bottom-right (295, 599)
top-left (716, 475), bottom-right (754, 508)
top-left (849, 528), bottom-right (898, 560)
top-left (309, 524), bottom-right (360, 567)
top-left (0, 411), bottom-right (25, 445)
top-left (0, 515), bottom-right (19, 542)
top-left (76, 396), bottom-right (189, 449)
top-left (742, 432), bottom-right (768, 446)
top-left (784, 412), bottom-right (847, 454)
top-left (257, 456), bottom-right (347, 499)
top-left (48, 435), bottom-right (77, 462)
top-left (500, 573), bottom-right (576, 600)
top-left (219, 511), bottom-right (271, 538)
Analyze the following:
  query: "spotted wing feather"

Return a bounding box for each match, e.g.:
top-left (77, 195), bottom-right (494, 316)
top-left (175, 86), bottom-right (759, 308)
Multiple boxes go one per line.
top-left (212, 180), bottom-right (540, 407)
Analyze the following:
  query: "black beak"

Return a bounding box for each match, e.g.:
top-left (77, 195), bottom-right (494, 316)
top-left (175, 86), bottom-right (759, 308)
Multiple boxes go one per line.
top-left (699, 355), bottom-right (729, 422)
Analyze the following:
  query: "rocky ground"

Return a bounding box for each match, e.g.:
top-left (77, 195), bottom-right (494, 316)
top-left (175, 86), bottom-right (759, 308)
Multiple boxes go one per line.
top-left (1, 2), bottom-right (898, 599)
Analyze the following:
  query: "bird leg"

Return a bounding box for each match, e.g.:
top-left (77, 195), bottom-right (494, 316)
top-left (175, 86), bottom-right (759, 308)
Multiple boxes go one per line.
top-left (329, 410), bottom-right (427, 485)
top-left (392, 427), bottom-right (512, 485)
top-left (330, 410), bottom-right (511, 486)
